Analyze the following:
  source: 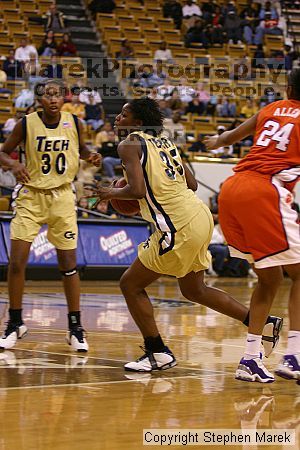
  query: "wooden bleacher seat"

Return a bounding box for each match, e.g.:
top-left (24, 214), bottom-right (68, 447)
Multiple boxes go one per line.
top-left (0, 197), bottom-right (10, 211)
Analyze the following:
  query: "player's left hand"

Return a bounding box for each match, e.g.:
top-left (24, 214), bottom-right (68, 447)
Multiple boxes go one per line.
top-left (85, 182), bottom-right (114, 202)
top-left (86, 152), bottom-right (102, 167)
top-left (203, 134), bottom-right (220, 150)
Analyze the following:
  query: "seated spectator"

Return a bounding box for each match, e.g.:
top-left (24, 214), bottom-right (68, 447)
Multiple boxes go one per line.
top-left (62, 94), bottom-right (85, 120)
top-left (38, 31), bottom-right (57, 56)
top-left (202, 0), bottom-right (218, 22)
top-left (163, 112), bottom-right (185, 146)
top-left (3, 50), bottom-right (22, 79)
top-left (219, 146), bottom-right (233, 159)
top-left (284, 44), bottom-right (298, 71)
top-left (259, 0), bottom-right (278, 20)
top-left (95, 121), bottom-right (113, 149)
top-left (0, 67), bottom-right (7, 87)
top-left (241, 98), bottom-right (258, 118)
top-left (240, 0), bottom-right (259, 20)
top-left (163, 0), bottom-right (183, 29)
top-left (177, 78), bottom-right (195, 103)
top-left (85, 94), bottom-right (104, 130)
top-left (158, 99), bottom-right (172, 119)
top-left (252, 44), bottom-right (265, 68)
top-left (41, 52), bottom-right (64, 78)
top-left (2, 112), bottom-right (23, 139)
top-left (14, 88), bottom-right (34, 108)
top-left (99, 130), bottom-right (120, 181)
top-left (57, 33), bottom-right (77, 56)
top-left (15, 39), bottom-right (38, 65)
top-left (154, 42), bottom-right (173, 63)
top-left (157, 78), bottom-right (174, 99)
top-left (89, 0), bottom-right (116, 15)
top-left (138, 66), bottom-right (167, 89)
top-left (45, 2), bottom-right (66, 32)
top-left (216, 96), bottom-right (236, 117)
top-left (24, 53), bottom-right (43, 89)
top-left (209, 125), bottom-right (234, 156)
top-left (95, 199), bottom-right (117, 218)
top-left (77, 197), bottom-right (90, 218)
top-left (188, 133), bottom-right (207, 153)
top-left (185, 96), bottom-right (205, 115)
top-left (116, 39), bottom-right (134, 60)
top-left (0, 165), bottom-right (16, 190)
top-left (167, 89), bottom-right (184, 113)
top-left (182, 0), bottom-right (202, 30)
top-left (79, 87), bottom-right (102, 105)
top-left (185, 19), bottom-right (210, 48)
top-left (224, 11), bottom-right (242, 44)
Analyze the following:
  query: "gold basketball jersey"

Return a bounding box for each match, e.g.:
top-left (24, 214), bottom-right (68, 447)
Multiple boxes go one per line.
top-left (131, 131), bottom-right (204, 232)
top-left (23, 111), bottom-right (80, 189)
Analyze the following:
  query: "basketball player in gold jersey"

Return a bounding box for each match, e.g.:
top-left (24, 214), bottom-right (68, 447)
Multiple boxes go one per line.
top-left (0, 79), bottom-right (101, 352)
top-left (93, 97), bottom-right (282, 371)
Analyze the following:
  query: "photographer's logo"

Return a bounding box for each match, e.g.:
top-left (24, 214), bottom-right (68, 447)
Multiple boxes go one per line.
top-left (64, 231), bottom-right (76, 240)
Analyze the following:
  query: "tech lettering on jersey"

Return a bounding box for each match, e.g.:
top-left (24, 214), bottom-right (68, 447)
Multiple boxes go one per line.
top-left (36, 136), bottom-right (70, 152)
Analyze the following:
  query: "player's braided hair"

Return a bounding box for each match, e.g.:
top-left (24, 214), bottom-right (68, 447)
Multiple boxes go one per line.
top-left (288, 69), bottom-right (300, 101)
top-left (128, 97), bottom-right (164, 136)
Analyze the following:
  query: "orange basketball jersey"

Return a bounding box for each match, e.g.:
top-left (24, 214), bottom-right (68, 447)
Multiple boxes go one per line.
top-left (235, 99), bottom-right (300, 187)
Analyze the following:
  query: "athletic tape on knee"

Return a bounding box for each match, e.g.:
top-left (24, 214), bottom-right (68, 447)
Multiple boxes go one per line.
top-left (60, 267), bottom-right (78, 277)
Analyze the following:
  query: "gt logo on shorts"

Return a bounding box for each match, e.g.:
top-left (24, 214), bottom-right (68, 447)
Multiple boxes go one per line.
top-left (64, 231), bottom-right (76, 240)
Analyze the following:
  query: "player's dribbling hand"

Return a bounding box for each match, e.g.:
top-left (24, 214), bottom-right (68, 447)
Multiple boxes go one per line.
top-left (86, 152), bottom-right (102, 167)
top-left (203, 134), bottom-right (220, 150)
top-left (11, 162), bottom-right (30, 184)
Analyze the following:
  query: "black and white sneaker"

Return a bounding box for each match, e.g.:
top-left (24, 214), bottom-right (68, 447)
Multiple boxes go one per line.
top-left (262, 316), bottom-right (283, 358)
top-left (0, 322), bottom-right (28, 349)
top-left (66, 326), bottom-right (89, 352)
top-left (124, 346), bottom-right (177, 372)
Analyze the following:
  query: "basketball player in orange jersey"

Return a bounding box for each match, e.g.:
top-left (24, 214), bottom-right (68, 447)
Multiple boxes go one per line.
top-left (204, 68), bottom-right (300, 383)
top-left (0, 79), bottom-right (101, 352)
top-left (92, 97), bottom-right (282, 372)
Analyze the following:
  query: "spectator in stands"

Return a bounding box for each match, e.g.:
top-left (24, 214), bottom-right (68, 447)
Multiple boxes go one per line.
top-left (15, 39), bottom-right (38, 65)
top-left (2, 112), bottom-right (23, 140)
top-left (185, 19), bottom-right (210, 48)
top-left (139, 65), bottom-right (167, 89)
top-left (284, 45), bottom-right (297, 71)
top-left (163, 0), bottom-right (183, 29)
top-left (221, 0), bottom-right (237, 16)
top-left (14, 88), bottom-right (34, 109)
top-left (41, 52), bottom-right (64, 78)
top-left (216, 96), bottom-right (236, 117)
top-left (182, 0), bottom-right (202, 30)
top-left (98, 130), bottom-right (120, 181)
top-left (195, 82), bottom-right (210, 109)
top-left (3, 50), bottom-right (22, 79)
top-left (154, 42), bottom-right (173, 63)
top-left (95, 199), bottom-right (117, 218)
top-left (77, 197), bottom-right (90, 218)
top-left (0, 165), bottom-right (16, 189)
top-left (95, 121), bottom-right (113, 149)
top-left (185, 95), bottom-right (205, 115)
top-left (259, 1), bottom-right (278, 20)
top-left (241, 98), bottom-right (258, 118)
top-left (224, 11), bottom-right (242, 44)
top-left (157, 78), bottom-right (174, 98)
top-left (209, 125), bottom-right (233, 156)
top-left (79, 87), bottom-right (102, 105)
top-left (45, 3), bottom-right (66, 32)
top-left (57, 33), bottom-right (77, 56)
top-left (38, 31), bottom-right (58, 56)
top-left (252, 44), bottom-right (265, 68)
top-left (164, 112), bottom-right (185, 146)
top-left (177, 78), bottom-right (195, 103)
top-left (116, 39), bottom-right (134, 60)
top-left (62, 94), bottom-right (85, 121)
top-left (85, 94), bottom-right (104, 131)
top-left (240, 0), bottom-right (259, 20)
top-left (188, 133), bottom-right (207, 153)
top-left (158, 99), bottom-right (172, 118)
top-left (89, 0), bottom-right (116, 15)
top-left (202, 0), bottom-right (218, 22)
top-left (167, 88), bottom-right (184, 113)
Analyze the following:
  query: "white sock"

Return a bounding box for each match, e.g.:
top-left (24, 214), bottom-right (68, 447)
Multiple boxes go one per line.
top-left (244, 333), bottom-right (262, 360)
top-left (286, 330), bottom-right (300, 355)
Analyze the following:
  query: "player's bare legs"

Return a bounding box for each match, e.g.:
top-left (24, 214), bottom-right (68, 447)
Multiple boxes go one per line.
top-left (275, 264), bottom-right (300, 380)
top-left (178, 270), bottom-right (248, 321)
top-left (56, 248), bottom-right (88, 352)
top-left (0, 240), bottom-right (31, 349)
top-left (8, 240), bottom-right (32, 309)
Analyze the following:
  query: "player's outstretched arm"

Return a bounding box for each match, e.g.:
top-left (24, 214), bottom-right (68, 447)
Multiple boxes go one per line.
top-left (204, 113), bottom-right (258, 150)
top-left (0, 119), bottom-right (30, 183)
top-left (77, 119), bottom-right (101, 167)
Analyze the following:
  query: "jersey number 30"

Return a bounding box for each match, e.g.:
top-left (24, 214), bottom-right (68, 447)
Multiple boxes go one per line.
top-left (41, 153), bottom-right (66, 175)
top-left (256, 120), bottom-right (294, 152)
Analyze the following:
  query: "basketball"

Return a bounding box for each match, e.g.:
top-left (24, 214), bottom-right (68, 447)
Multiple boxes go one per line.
top-left (110, 178), bottom-right (140, 216)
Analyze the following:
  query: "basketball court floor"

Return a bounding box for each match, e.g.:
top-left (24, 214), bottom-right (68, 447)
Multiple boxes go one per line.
top-left (0, 277), bottom-right (299, 450)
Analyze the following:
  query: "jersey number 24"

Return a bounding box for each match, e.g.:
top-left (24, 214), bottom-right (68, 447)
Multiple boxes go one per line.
top-left (256, 120), bottom-right (295, 151)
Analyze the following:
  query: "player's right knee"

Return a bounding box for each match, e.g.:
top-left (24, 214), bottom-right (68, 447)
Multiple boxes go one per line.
top-left (9, 259), bottom-right (26, 274)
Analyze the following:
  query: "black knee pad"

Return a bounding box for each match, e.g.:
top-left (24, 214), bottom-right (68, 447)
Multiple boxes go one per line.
top-left (60, 267), bottom-right (78, 277)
